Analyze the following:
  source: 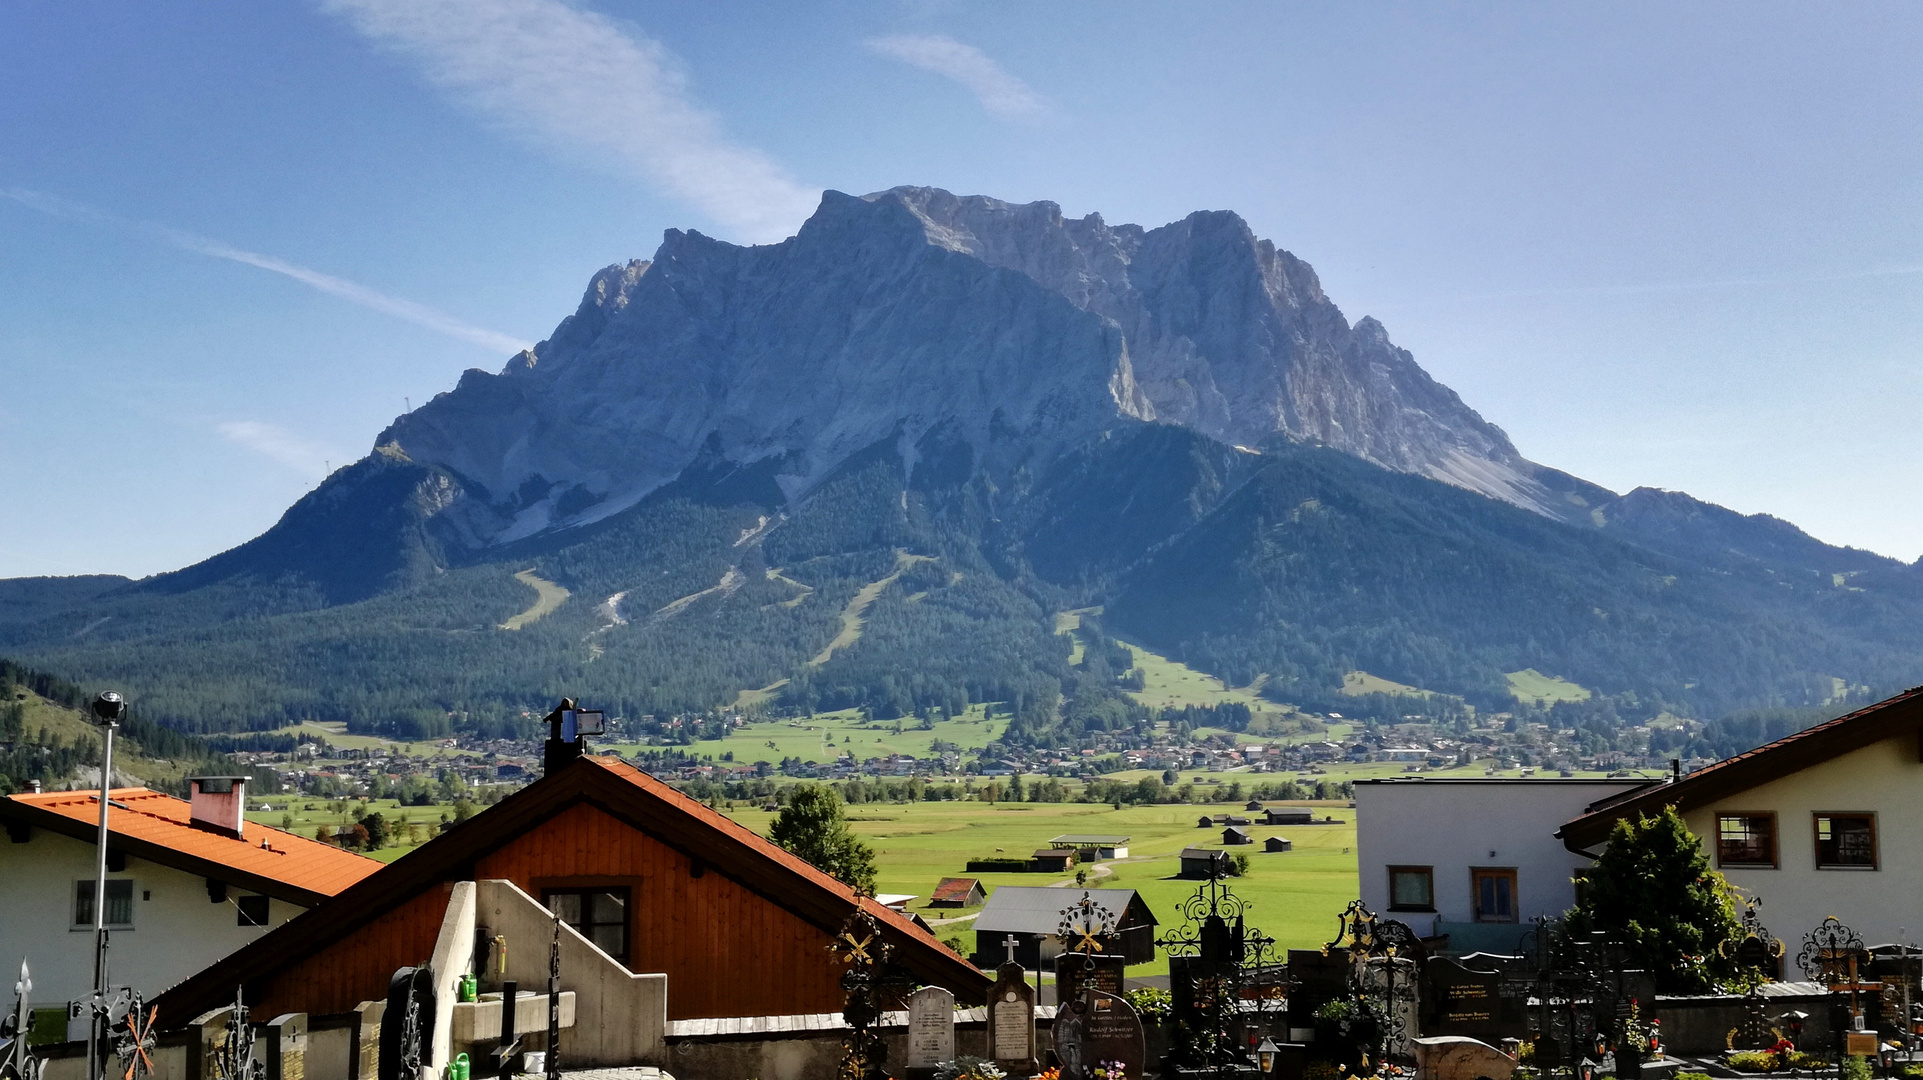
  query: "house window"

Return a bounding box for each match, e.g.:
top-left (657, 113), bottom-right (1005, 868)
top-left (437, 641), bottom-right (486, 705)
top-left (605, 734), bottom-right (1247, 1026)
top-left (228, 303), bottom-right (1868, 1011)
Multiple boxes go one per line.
top-left (543, 888), bottom-right (630, 963)
top-left (1814, 813), bottom-right (1877, 869)
top-left (73, 879), bottom-right (134, 929)
top-left (1717, 814), bottom-right (1778, 868)
top-left (1387, 866), bottom-right (1434, 911)
top-left (236, 895), bottom-right (271, 927)
top-left (1472, 868), bottom-right (1517, 923)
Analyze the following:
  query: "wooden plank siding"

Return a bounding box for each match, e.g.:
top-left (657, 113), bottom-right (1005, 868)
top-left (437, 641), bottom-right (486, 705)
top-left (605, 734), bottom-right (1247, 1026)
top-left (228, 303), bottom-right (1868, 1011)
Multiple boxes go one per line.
top-left (255, 804), bottom-right (841, 1020)
top-left (474, 802), bottom-right (843, 1020)
top-left (257, 887), bottom-right (452, 1017)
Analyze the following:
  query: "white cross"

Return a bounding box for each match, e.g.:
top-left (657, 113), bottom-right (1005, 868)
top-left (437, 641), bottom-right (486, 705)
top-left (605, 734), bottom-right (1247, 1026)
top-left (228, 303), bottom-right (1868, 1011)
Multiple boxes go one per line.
top-left (1004, 936), bottom-right (1020, 966)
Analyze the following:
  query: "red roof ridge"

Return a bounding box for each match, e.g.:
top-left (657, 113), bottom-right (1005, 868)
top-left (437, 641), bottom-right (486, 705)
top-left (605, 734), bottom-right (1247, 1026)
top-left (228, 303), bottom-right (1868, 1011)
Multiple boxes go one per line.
top-left (582, 756), bottom-right (945, 944)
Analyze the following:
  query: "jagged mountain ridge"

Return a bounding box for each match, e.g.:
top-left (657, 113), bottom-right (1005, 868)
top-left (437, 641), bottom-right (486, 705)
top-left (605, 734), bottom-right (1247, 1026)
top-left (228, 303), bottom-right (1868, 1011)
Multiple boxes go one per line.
top-left (379, 186), bottom-right (1606, 558)
top-left (2, 185), bottom-right (1918, 735)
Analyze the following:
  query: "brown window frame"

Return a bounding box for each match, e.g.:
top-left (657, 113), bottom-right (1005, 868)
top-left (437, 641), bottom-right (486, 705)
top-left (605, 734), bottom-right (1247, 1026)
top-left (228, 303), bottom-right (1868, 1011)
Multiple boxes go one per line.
top-left (542, 886), bottom-right (633, 964)
top-left (1386, 865), bottom-right (1435, 912)
top-left (1812, 812), bottom-right (1878, 870)
top-left (1715, 812), bottom-right (1779, 869)
top-left (1471, 867), bottom-right (1518, 924)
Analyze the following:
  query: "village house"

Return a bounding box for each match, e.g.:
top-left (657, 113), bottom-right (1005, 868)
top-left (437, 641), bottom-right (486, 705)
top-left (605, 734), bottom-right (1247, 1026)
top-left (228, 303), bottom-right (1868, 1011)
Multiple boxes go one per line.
top-left (1359, 688), bottom-right (1923, 956)
top-left (1354, 775), bottom-right (1653, 955)
top-left (1559, 687), bottom-right (1923, 947)
top-left (0, 776), bottom-right (380, 1011)
top-left (152, 750), bottom-right (986, 1040)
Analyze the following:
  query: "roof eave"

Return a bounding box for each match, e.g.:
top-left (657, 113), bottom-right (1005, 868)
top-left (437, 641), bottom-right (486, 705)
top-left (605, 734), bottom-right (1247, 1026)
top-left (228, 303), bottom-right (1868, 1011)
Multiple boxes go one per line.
top-left (0, 799), bottom-right (337, 906)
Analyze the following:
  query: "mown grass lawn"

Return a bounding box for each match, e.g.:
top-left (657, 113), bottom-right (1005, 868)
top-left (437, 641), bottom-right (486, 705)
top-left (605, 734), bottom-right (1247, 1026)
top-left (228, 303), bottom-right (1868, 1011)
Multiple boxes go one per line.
top-left (244, 796), bottom-right (466, 862)
top-left (722, 797), bottom-right (1360, 975)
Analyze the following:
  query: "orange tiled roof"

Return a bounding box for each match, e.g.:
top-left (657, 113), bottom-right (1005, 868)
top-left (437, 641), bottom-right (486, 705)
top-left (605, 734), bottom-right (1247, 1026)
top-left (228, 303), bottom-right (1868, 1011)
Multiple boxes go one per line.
top-left (4, 787), bottom-right (380, 901)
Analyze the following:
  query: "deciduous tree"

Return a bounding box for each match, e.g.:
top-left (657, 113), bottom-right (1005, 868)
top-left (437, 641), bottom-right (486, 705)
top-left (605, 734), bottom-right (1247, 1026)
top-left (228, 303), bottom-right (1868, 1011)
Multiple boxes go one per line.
top-left (769, 785), bottom-right (876, 892)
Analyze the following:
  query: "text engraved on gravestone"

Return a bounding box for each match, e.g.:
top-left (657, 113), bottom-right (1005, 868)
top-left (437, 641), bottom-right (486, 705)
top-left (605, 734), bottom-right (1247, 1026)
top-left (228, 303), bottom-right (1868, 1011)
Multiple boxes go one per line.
top-left (1080, 992), bottom-right (1146, 1080)
top-left (907, 986), bottom-right (956, 1069)
top-left (987, 964), bottom-right (1037, 1072)
top-left (1054, 954), bottom-right (1125, 1009)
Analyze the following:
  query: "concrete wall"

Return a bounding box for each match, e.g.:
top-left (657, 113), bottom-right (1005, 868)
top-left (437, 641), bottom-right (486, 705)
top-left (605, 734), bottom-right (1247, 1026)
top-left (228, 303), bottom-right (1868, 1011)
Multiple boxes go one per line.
top-left (470, 879), bottom-right (667, 1068)
top-left (1650, 992), bottom-right (1837, 1056)
top-left (1677, 733), bottom-right (1923, 946)
top-left (0, 829), bottom-right (305, 1006)
top-left (1355, 779), bottom-right (1649, 934)
top-left (663, 1016), bottom-right (1047, 1080)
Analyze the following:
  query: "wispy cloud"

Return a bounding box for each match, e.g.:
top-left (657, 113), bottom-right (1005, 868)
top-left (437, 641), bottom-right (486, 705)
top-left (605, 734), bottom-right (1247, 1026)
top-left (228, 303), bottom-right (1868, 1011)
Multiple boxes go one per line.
top-left (322, 0), bottom-right (818, 243)
top-left (0, 188), bottom-right (532, 354)
top-left (218, 420), bottom-right (344, 477)
top-left (1455, 264), bottom-right (1923, 302)
top-left (865, 33), bottom-right (1046, 119)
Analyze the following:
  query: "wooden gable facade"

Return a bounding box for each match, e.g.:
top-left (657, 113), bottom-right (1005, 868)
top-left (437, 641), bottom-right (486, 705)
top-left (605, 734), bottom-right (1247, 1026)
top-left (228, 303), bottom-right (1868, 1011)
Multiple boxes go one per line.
top-left (155, 755), bottom-right (989, 1025)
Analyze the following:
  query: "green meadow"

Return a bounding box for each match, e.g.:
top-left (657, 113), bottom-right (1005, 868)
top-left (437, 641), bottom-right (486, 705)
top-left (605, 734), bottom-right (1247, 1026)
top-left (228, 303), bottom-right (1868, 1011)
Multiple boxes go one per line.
top-left (722, 797), bottom-right (1360, 975)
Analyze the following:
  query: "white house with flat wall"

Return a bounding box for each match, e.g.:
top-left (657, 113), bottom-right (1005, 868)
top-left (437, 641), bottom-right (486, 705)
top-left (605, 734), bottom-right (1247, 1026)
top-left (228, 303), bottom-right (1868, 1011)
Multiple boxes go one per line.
top-left (0, 777), bottom-right (379, 1016)
top-left (1355, 776), bottom-right (1654, 955)
top-left (1559, 687), bottom-right (1923, 951)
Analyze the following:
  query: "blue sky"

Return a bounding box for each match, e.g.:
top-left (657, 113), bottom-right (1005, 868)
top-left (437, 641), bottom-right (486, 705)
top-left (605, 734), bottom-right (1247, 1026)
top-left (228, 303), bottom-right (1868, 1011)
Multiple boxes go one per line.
top-left (3, 1), bottom-right (1920, 577)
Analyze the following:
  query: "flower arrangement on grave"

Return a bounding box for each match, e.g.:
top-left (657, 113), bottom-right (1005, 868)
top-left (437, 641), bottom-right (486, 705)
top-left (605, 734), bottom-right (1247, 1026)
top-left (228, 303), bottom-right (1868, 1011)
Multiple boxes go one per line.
top-left (1091, 1060), bottom-right (1127, 1080)
top-left (1034, 1070), bottom-right (1061, 1080)
top-left (933, 1057), bottom-right (1007, 1080)
top-left (1620, 1001), bottom-right (1660, 1056)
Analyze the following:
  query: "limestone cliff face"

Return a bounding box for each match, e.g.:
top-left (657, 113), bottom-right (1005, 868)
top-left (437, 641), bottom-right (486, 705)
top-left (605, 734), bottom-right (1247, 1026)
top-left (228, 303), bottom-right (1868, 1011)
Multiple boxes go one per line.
top-left (879, 186), bottom-right (1599, 519)
top-left (374, 186), bottom-right (1594, 547)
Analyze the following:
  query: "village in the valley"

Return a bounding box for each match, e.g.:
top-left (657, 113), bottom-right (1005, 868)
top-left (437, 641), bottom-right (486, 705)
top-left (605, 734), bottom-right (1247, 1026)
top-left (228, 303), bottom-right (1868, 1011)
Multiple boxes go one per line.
top-left (6, 684), bottom-right (1923, 1080)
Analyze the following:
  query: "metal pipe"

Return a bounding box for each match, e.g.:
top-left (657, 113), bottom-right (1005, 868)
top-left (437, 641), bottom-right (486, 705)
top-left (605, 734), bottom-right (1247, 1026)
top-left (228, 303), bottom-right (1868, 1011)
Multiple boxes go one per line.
top-left (87, 713), bottom-right (117, 1080)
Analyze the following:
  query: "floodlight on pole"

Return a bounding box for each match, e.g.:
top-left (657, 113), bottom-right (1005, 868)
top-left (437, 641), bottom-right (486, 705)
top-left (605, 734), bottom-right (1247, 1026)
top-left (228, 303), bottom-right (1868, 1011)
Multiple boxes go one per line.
top-left (85, 691), bottom-right (124, 1080)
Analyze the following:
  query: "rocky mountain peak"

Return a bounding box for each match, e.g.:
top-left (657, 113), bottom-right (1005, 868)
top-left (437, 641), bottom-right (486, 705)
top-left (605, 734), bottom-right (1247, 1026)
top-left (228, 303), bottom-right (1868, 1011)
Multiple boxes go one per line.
top-left (372, 186), bottom-right (1604, 548)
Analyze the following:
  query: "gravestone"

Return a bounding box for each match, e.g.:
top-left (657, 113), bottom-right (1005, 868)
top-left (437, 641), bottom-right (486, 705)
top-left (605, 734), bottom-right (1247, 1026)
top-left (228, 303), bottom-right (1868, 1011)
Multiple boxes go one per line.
top-left (1423, 958), bottom-right (1518, 1039)
top-left (906, 986), bottom-right (956, 1073)
top-left (1054, 953), bottom-right (1126, 1008)
top-left (265, 1013), bottom-right (308, 1080)
top-left (1080, 991), bottom-right (1147, 1080)
top-left (986, 963), bottom-right (1038, 1077)
top-left (1286, 948), bottom-right (1349, 1036)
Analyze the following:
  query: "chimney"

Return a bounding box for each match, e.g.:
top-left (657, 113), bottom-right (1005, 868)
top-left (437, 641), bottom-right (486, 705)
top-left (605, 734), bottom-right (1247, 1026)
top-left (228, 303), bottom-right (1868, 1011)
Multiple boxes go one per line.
top-left (26, 779), bottom-right (41, 794)
top-left (187, 776), bottom-right (248, 838)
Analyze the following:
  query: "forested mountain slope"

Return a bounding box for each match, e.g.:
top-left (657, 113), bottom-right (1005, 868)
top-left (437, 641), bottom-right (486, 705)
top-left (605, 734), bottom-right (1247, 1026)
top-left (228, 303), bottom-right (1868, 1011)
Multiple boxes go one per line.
top-left (2, 187), bottom-right (1917, 740)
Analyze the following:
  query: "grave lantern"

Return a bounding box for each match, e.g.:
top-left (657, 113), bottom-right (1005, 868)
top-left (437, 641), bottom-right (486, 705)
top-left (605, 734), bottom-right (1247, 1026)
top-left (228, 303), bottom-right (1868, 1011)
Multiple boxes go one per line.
top-left (1256, 1036), bottom-right (1279, 1075)
top-left (1783, 1010), bottom-right (1809, 1048)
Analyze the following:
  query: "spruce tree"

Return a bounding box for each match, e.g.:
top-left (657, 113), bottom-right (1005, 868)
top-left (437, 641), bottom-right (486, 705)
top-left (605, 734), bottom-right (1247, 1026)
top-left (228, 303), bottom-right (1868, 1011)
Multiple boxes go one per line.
top-left (1567, 805), bottom-right (1742, 993)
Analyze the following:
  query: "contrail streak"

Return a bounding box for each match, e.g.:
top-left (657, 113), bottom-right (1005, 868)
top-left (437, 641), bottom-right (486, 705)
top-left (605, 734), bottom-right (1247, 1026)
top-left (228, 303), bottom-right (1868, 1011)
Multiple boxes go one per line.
top-left (1, 187), bottom-right (532, 354)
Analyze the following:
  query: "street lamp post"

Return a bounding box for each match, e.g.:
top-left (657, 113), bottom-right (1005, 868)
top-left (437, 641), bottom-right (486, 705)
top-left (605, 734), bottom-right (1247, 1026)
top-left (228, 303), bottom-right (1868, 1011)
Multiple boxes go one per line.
top-left (85, 691), bottom-right (125, 1080)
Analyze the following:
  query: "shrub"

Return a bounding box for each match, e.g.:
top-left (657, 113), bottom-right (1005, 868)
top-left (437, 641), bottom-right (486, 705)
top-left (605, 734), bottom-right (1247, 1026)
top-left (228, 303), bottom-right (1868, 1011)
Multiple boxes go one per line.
top-left (966, 857), bottom-right (1032, 872)
top-left (1843, 1056), bottom-right (1873, 1080)
top-left (1124, 987), bottom-right (1171, 1022)
top-left (1304, 1062), bottom-right (1341, 1080)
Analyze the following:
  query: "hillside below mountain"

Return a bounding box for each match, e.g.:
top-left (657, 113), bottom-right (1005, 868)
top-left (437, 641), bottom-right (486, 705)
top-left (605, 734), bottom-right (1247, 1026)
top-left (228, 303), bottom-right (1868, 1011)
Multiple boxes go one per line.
top-left (1, 186), bottom-right (1916, 740)
top-left (0, 659), bottom-right (241, 794)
